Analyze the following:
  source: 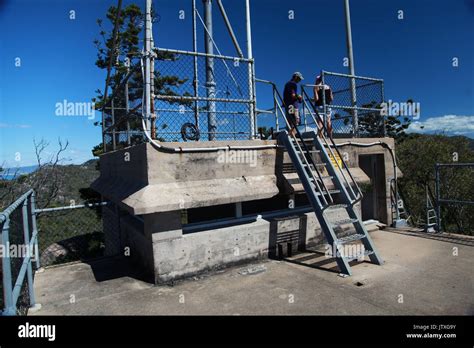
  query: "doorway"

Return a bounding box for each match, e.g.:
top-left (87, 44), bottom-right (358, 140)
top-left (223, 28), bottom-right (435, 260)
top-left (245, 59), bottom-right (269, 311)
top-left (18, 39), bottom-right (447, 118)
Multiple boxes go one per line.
top-left (359, 154), bottom-right (387, 223)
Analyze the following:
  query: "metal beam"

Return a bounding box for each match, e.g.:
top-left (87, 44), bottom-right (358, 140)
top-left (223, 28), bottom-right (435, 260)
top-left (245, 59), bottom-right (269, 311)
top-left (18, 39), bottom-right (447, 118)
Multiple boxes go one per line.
top-left (344, 0), bottom-right (358, 137)
top-left (245, 0), bottom-right (256, 139)
top-left (216, 0), bottom-right (244, 58)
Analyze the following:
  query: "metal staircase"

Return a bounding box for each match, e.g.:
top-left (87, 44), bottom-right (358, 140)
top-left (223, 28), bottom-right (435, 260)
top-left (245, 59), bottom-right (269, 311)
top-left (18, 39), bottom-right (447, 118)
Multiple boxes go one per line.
top-left (274, 86), bottom-right (383, 276)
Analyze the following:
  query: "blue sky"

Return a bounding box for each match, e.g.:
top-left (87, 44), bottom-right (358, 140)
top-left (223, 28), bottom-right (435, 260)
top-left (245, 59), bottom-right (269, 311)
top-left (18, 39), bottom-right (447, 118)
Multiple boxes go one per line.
top-left (1, 0), bottom-right (473, 167)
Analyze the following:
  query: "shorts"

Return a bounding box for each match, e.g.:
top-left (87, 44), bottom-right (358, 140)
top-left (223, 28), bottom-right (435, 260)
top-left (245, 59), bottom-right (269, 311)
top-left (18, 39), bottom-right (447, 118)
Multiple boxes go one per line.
top-left (285, 107), bottom-right (300, 128)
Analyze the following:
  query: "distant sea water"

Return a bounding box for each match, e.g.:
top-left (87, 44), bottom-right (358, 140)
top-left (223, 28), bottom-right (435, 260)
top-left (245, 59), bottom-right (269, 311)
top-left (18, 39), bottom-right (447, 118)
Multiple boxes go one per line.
top-left (0, 165), bottom-right (39, 180)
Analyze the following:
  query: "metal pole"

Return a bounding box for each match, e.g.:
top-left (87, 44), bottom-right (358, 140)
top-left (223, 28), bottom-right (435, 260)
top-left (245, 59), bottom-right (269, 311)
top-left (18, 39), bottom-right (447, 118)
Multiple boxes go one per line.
top-left (144, 0), bottom-right (153, 136)
top-left (381, 80), bottom-right (386, 137)
top-left (203, 0), bottom-right (217, 141)
top-left (111, 99), bottom-right (116, 150)
top-left (344, 0), bottom-right (358, 137)
top-left (435, 164), bottom-right (441, 232)
top-left (31, 191), bottom-right (40, 269)
top-left (192, 0), bottom-right (200, 134)
top-left (245, 0), bottom-right (256, 139)
top-left (150, 26), bottom-right (156, 140)
top-left (425, 184), bottom-right (430, 229)
top-left (22, 200), bottom-right (36, 308)
top-left (216, 0), bottom-right (244, 58)
top-left (125, 65), bottom-right (131, 146)
top-left (273, 87), bottom-right (279, 132)
top-left (1, 218), bottom-right (16, 315)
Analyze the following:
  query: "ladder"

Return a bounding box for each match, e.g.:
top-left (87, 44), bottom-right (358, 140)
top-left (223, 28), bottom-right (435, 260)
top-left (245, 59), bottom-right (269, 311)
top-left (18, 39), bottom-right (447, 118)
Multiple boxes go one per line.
top-left (390, 179), bottom-right (410, 227)
top-left (274, 87), bottom-right (383, 276)
top-left (423, 184), bottom-right (438, 232)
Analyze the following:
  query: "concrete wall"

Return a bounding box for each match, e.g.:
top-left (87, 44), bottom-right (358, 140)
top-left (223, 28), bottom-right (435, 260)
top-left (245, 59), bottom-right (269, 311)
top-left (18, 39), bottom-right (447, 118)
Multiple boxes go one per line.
top-left (93, 137), bottom-right (398, 283)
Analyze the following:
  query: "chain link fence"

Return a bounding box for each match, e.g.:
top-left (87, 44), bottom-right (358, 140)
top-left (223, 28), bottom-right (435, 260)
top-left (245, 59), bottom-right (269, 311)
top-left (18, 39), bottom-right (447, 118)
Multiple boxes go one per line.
top-left (154, 49), bottom-right (253, 142)
top-left (319, 71), bottom-right (385, 137)
top-left (102, 48), bottom-right (255, 152)
top-left (35, 202), bottom-right (119, 267)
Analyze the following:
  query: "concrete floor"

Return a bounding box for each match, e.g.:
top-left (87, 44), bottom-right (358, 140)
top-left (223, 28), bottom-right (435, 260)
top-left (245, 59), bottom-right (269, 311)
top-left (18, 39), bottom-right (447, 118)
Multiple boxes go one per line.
top-left (31, 228), bottom-right (474, 315)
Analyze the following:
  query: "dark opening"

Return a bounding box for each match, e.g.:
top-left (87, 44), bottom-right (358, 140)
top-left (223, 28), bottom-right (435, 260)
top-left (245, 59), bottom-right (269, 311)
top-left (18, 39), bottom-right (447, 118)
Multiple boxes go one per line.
top-left (359, 154), bottom-right (387, 223)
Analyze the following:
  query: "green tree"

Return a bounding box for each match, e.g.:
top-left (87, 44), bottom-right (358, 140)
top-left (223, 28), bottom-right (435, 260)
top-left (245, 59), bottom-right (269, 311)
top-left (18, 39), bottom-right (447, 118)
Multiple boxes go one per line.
top-left (397, 133), bottom-right (474, 234)
top-left (92, 3), bottom-right (191, 155)
top-left (357, 101), bottom-right (411, 139)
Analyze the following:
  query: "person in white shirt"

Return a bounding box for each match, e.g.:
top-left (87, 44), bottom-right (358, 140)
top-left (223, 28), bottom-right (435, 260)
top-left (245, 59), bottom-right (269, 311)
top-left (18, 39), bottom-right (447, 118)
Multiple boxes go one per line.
top-left (313, 75), bottom-right (334, 139)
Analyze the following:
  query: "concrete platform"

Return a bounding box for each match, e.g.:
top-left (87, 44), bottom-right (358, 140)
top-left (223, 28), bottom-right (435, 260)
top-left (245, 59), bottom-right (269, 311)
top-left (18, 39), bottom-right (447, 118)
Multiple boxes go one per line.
top-left (31, 228), bottom-right (474, 315)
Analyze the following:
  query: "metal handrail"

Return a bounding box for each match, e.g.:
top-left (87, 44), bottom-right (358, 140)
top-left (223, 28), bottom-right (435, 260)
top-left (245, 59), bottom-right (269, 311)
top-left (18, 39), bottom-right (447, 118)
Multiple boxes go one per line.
top-left (0, 189), bottom-right (39, 315)
top-left (262, 80), bottom-right (334, 207)
top-left (300, 86), bottom-right (363, 205)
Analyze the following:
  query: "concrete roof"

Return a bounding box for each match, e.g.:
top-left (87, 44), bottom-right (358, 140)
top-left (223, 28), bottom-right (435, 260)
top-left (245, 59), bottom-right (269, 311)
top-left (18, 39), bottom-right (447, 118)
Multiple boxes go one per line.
top-left (31, 228), bottom-right (474, 315)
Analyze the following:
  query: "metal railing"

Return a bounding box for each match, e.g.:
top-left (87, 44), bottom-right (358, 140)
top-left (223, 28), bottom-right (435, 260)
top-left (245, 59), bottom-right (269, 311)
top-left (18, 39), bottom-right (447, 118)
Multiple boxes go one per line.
top-left (0, 189), bottom-right (39, 315)
top-left (312, 71), bottom-right (385, 138)
top-left (101, 47), bottom-right (257, 152)
top-left (300, 86), bottom-right (363, 206)
top-left (256, 78), bottom-right (363, 209)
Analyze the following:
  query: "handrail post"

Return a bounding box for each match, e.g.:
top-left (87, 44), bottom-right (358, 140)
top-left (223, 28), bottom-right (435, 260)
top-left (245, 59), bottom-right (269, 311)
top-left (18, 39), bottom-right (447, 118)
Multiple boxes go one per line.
top-left (273, 86), bottom-right (279, 132)
top-left (1, 217), bottom-right (16, 315)
top-left (435, 164), bottom-right (441, 232)
top-left (22, 199), bottom-right (36, 308)
top-left (31, 191), bottom-right (40, 269)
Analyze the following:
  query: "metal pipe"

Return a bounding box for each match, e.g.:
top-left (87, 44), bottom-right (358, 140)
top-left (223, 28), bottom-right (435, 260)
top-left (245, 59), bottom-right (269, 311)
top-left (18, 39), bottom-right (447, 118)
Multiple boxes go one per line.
top-left (216, 0), bottom-right (244, 58)
top-left (22, 200), bottom-right (36, 308)
top-left (319, 71), bottom-right (383, 82)
top-left (111, 99), bottom-right (116, 150)
top-left (150, 25), bottom-right (156, 140)
top-left (1, 217), bottom-right (15, 315)
top-left (155, 108), bottom-right (247, 115)
top-left (35, 201), bottom-right (108, 213)
top-left (156, 47), bottom-right (252, 62)
top-left (125, 64), bottom-right (131, 145)
top-left (192, 0), bottom-right (200, 135)
top-left (203, 0), bottom-right (217, 140)
top-left (155, 94), bottom-right (253, 103)
top-left (144, 0), bottom-right (153, 135)
top-left (435, 164), bottom-right (441, 232)
top-left (31, 191), bottom-right (40, 269)
top-left (344, 0), bottom-right (358, 136)
top-left (245, 0), bottom-right (255, 139)
top-left (0, 189), bottom-right (34, 223)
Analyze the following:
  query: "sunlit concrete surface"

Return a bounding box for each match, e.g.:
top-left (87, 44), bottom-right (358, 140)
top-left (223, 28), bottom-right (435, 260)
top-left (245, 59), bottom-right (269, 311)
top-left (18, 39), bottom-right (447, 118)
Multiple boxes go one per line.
top-left (31, 229), bottom-right (474, 315)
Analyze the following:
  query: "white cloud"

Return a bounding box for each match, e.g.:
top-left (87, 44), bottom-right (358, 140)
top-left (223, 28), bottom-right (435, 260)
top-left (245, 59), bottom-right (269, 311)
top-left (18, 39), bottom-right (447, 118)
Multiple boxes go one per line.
top-left (408, 115), bottom-right (474, 136)
top-left (0, 123), bottom-right (32, 128)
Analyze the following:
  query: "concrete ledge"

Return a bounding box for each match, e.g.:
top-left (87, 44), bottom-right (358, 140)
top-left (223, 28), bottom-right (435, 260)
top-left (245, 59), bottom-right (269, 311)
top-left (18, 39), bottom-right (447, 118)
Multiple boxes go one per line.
top-left (124, 175), bottom-right (279, 215)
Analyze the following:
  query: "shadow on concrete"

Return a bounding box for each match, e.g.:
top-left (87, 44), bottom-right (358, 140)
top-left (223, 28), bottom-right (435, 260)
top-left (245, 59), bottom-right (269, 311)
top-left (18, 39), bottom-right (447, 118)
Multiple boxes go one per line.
top-left (283, 250), bottom-right (340, 274)
top-left (84, 255), bottom-right (153, 283)
top-left (282, 248), bottom-right (373, 275)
